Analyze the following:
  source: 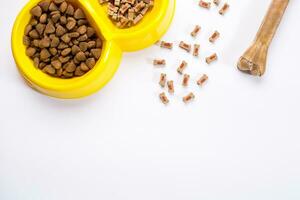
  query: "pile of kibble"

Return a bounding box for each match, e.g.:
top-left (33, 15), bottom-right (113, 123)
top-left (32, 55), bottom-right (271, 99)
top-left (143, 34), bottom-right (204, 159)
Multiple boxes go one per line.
top-left (99, 0), bottom-right (154, 28)
top-left (155, 0), bottom-right (230, 105)
top-left (24, 0), bottom-right (102, 78)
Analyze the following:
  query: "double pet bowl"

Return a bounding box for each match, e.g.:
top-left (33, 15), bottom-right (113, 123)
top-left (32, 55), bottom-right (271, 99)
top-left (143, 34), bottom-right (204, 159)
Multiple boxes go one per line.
top-left (12, 0), bottom-right (176, 98)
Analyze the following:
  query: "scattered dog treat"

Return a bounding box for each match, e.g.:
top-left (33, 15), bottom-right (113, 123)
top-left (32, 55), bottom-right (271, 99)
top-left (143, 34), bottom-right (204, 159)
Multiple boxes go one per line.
top-left (177, 60), bottom-right (188, 75)
top-left (153, 59), bottom-right (166, 66)
top-left (193, 44), bottom-right (200, 57)
top-left (99, 0), bottom-right (154, 28)
top-left (182, 74), bottom-right (190, 87)
top-left (213, 0), bottom-right (220, 6)
top-left (197, 74), bottom-right (208, 86)
top-left (209, 31), bottom-right (220, 43)
top-left (219, 3), bottom-right (229, 15)
top-left (179, 41), bottom-right (191, 53)
top-left (183, 92), bottom-right (195, 103)
top-left (191, 25), bottom-right (201, 37)
top-left (160, 41), bottom-right (173, 49)
top-left (24, 0), bottom-right (102, 78)
top-left (159, 92), bottom-right (169, 105)
top-left (199, 0), bottom-right (211, 9)
top-left (159, 73), bottom-right (167, 87)
top-left (167, 80), bottom-right (174, 94)
top-left (206, 53), bottom-right (218, 64)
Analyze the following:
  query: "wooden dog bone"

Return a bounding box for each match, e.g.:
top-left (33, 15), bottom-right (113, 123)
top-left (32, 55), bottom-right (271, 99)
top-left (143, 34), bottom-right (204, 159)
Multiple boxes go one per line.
top-left (237, 0), bottom-right (289, 76)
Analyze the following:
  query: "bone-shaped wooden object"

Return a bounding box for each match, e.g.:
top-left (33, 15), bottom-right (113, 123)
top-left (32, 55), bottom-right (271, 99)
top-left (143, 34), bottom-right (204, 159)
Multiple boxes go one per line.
top-left (237, 0), bottom-right (289, 76)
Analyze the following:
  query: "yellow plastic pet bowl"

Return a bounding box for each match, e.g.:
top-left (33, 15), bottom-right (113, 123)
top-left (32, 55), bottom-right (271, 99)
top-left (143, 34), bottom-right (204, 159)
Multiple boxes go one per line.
top-left (12, 0), bottom-right (176, 99)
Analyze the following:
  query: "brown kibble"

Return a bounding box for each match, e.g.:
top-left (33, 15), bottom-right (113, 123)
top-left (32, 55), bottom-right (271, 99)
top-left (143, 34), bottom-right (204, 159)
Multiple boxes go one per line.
top-left (219, 3), bottom-right (229, 15)
top-left (61, 48), bottom-right (72, 56)
top-left (65, 61), bottom-right (76, 72)
top-left (74, 8), bottom-right (85, 19)
top-left (49, 2), bottom-right (58, 11)
top-left (193, 44), bottom-right (200, 57)
top-left (40, 49), bottom-right (51, 61)
top-left (39, 37), bottom-right (51, 48)
top-left (182, 74), bottom-right (190, 87)
top-left (177, 61), bottom-right (187, 75)
top-left (183, 93), bottom-right (195, 103)
top-left (45, 22), bottom-right (56, 34)
top-left (39, 1), bottom-right (50, 12)
top-left (36, 23), bottom-right (46, 35)
top-left (159, 73), bottom-right (167, 87)
top-left (43, 65), bottom-right (56, 75)
top-left (29, 30), bottom-right (40, 39)
top-left (51, 60), bottom-right (62, 69)
top-left (26, 47), bottom-right (36, 57)
top-left (160, 41), bottom-right (173, 50)
top-left (91, 49), bottom-right (101, 59)
top-left (66, 20), bottom-right (76, 30)
top-left (39, 13), bottom-right (47, 23)
top-left (179, 41), bottom-right (191, 53)
top-left (159, 92), bottom-right (169, 105)
top-left (197, 74), bottom-right (209, 86)
top-left (86, 58), bottom-right (96, 69)
top-left (206, 53), bottom-right (218, 64)
top-left (56, 25), bottom-right (67, 36)
top-left (77, 25), bottom-right (87, 35)
top-left (80, 62), bottom-right (90, 72)
top-left (75, 67), bottom-right (85, 76)
top-left (153, 59), bottom-right (166, 66)
top-left (66, 4), bottom-right (75, 15)
top-left (59, 1), bottom-right (68, 13)
top-left (209, 31), bottom-right (220, 43)
top-left (30, 6), bottom-right (42, 17)
top-left (199, 0), bottom-right (211, 9)
top-left (191, 25), bottom-right (201, 37)
top-left (213, 0), bottom-right (220, 6)
top-left (167, 80), bottom-right (174, 94)
top-left (75, 51), bottom-right (87, 62)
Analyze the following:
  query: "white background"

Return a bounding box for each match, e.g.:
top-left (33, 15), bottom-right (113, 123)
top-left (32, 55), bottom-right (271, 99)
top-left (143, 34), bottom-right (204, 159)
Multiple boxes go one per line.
top-left (1, 0), bottom-right (300, 199)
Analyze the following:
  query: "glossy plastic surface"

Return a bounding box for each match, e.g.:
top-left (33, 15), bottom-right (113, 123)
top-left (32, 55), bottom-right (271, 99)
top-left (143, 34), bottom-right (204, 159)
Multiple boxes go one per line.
top-left (12, 0), bottom-right (176, 98)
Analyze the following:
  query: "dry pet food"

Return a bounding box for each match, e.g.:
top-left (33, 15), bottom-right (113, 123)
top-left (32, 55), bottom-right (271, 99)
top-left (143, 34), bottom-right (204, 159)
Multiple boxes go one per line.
top-left (219, 3), bottom-right (229, 15)
top-left (100, 0), bottom-right (154, 28)
top-left (24, 0), bottom-right (102, 78)
top-left (153, 59), bottom-right (166, 66)
top-left (177, 60), bottom-right (187, 75)
top-left (191, 25), bottom-right (201, 37)
top-left (209, 31), bottom-right (220, 43)
top-left (199, 0), bottom-right (211, 9)
top-left (197, 74), bottom-right (208, 86)
top-left (213, 0), bottom-right (220, 6)
top-left (182, 74), bottom-right (190, 87)
top-left (159, 92), bottom-right (169, 105)
top-left (167, 80), bottom-right (174, 94)
top-left (206, 53), bottom-right (218, 64)
top-left (193, 44), bottom-right (200, 57)
top-left (183, 92), bottom-right (195, 103)
top-left (159, 73), bottom-right (167, 87)
top-left (179, 41), bottom-right (191, 53)
top-left (160, 41), bottom-right (173, 49)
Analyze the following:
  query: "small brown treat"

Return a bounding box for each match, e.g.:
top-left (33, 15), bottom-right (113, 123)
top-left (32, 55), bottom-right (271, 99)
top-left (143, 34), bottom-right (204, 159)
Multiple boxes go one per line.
top-left (119, 3), bottom-right (131, 14)
top-left (65, 61), bottom-right (76, 72)
top-left (153, 59), bottom-right (166, 66)
top-left (219, 3), bottom-right (229, 15)
top-left (74, 8), bottom-right (85, 19)
top-left (74, 67), bottom-right (85, 76)
top-left (167, 80), bottom-right (174, 94)
top-left (191, 25), bottom-right (201, 37)
top-left (42, 65), bottom-right (56, 75)
top-left (80, 62), bottom-right (90, 72)
top-left (183, 93), bottom-right (195, 103)
top-left (179, 41), bottom-right (191, 53)
top-left (160, 41), bottom-right (173, 50)
top-left (29, 30), bottom-right (40, 39)
top-left (206, 53), bottom-right (218, 64)
top-left (197, 74), bottom-right (208, 86)
top-left (40, 49), bottom-right (51, 61)
top-left (193, 44), bottom-right (200, 57)
top-left (39, 37), bottom-right (51, 48)
top-left (39, 13), bottom-right (48, 23)
top-left (45, 22), bottom-right (56, 34)
top-left (75, 51), bottom-right (87, 62)
top-left (25, 24), bottom-right (33, 36)
top-left (59, 1), bottom-right (68, 13)
top-left (209, 31), bottom-right (220, 43)
top-left (26, 47), bottom-right (36, 57)
top-left (30, 6), bottom-right (42, 17)
top-left (23, 36), bottom-right (31, 46)
top-left (133, 14), bottom-right (143, 25)
top-left (39, 1), bottom-right (50, 12)
top-left (213, 0), bottom-right (220, 6)
top-left (182, 74), bottom-right (190, 87)
top-left (177, 60), bottom-right (187, 75)
top-left (86, 58), bottom-right (96, 69)
top-left (133, 1), bottom-right (145, 13)
top-left (91, 49), bottom-right (101, 59)
top-left (51, 60), bottom-right (62, 69)
top-left (159, 73), bottom-right (167, 87)
top-left (199, 0), bottom-right (211, 9)
top-left (159, 92), bottom-right (169, 105)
